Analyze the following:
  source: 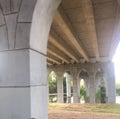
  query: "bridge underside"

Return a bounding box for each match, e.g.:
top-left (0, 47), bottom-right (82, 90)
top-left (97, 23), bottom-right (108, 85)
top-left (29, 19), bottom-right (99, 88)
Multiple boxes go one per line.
top-left (47, 0), bottom-right (120, 65)
top-left (0, 0), bottom-right (118, 119)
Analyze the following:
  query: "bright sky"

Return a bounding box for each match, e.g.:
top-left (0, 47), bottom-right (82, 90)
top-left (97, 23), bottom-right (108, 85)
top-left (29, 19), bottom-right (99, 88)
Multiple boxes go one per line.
top-left (112, 42), bottom-right (120, 83)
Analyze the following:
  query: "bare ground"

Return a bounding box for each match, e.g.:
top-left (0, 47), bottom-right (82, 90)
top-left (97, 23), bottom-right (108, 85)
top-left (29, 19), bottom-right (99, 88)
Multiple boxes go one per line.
top-left (48, 104), bottom-right (120, 119)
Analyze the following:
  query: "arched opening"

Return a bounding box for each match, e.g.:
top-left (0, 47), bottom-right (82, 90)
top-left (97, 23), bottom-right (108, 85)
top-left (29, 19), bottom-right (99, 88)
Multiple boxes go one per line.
top-left (78, 70), bottom-right (89, 103)
top-left (95, 69), bottom-right (107, 103)
top-left (48, 71), bottom-right (57, 103)
top-left (63, 71), bottom-right (73, 103)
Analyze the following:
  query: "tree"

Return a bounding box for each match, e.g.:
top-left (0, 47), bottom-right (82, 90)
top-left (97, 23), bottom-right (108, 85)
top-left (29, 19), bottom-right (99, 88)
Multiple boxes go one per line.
top-left (116, 88), bottom-right (120, 96)
top-left (100, 86), bottom-right (106, 103)
top-left (95, 88), bottom-right (101, 103)
top-left (49, 79), bottom-right (57, 94)
top-left (80, 88), bottom-right (86, 98)
top-left (48, 71), bottom-right (57, 94)
top-left (80, 87), bottom-right (89, 102)
top-left (63, 77), bottom-right (67, 102)
top-left (48, 71), bottom-right (57, 102)
top-left (95, 85), bottom-right (106, 103)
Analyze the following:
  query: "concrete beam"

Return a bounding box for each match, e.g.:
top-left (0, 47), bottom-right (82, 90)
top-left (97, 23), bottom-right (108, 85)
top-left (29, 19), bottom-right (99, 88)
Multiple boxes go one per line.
top-left (109, 4), bottom-right (120, 59)
top-left (47, 48), bottom-right (69, 64)
top-left (87, 0), bottom-right (100, 61)
top-left (117, 0), bottom-right (120, 5)
top-left (49, 33), bottom-right (79, 62)
top-left (47, 56), bottom-right (61, 65)
top-left (47, 62), bottom-right (53, 66)
top-left (54, 7), bottom-right (89, 62)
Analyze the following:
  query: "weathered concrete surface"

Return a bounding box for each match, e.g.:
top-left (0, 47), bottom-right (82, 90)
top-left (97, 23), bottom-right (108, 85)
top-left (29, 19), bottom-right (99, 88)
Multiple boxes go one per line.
top-left (56, 72), bottom-right (64, 103)
top-left (0, 0), bottom-right (61, 119)
top-left (65, 73), bottom-right (72, 103)
top-left (0, 49), bottom-right (48, 119)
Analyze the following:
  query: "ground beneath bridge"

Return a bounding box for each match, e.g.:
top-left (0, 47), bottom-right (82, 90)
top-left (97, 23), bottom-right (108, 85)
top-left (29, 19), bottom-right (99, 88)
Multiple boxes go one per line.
top-left (48, 103), bottom-right (120, 119)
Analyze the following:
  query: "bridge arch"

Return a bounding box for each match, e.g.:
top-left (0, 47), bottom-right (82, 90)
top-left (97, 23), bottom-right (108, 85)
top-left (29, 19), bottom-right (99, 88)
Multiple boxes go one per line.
top-left (77, 69), bottom-right (89, 103)
top-left (0, 0), bottom-right (62, 119)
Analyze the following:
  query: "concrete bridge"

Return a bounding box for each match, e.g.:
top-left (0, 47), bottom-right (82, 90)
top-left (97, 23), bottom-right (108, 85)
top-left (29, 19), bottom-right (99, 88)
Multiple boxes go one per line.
top-left (0, 0), bottom-right (119, 119)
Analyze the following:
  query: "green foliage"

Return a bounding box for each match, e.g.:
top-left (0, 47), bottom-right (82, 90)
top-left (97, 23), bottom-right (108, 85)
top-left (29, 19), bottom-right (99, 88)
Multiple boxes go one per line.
top-left (49, 71), bottom-right (57, 94)
top-left (95, 89), bottom-right (101, 103)
top-left (49, 79), bottom-right (57, 93)
top-left (116, 88), bottom-right (120, 96)
top-left (100, 86), bottom-right (106, 103)
top-left (63, 77), bottom-right (66, 93)
top-left (63, 77), bottom-right (67, 103)
top-left (95, 85), bottom-right (106, 103)
top-left (80, 88), bottom-right (87, 97)
top-left (80, 88), bottom-right (89, 102)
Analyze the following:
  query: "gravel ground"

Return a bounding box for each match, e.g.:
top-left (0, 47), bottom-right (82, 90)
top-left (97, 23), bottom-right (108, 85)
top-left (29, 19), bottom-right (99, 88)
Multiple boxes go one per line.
top-left (48, 104), bottom-right (120, 119)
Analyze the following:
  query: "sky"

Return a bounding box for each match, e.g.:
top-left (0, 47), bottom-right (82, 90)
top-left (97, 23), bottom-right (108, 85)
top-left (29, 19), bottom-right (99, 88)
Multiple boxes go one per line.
top-left (112, 42), bottom-right (120, 83)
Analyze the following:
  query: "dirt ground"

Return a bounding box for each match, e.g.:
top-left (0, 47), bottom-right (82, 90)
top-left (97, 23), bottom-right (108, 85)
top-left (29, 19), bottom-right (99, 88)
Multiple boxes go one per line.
top-left (48, 104), bottom-right (120, 119)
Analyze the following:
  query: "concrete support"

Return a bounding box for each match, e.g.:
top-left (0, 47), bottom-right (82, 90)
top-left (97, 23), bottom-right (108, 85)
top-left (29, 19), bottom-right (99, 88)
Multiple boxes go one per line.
top-left (65, 73), bottom-right (72, 103)
top-left (0, 0), bottom-right (61, 118)
top-left (88, 73), bottom-right (95, 103)
top-left (77, 78), bottom-right (80, 102)
top-left (72, 70), bottom-right (79, 103)
top-left (47, 73), bottom-right (50, 103)
top-left (73, 78), bottom-right (80, 103)
top-left (107, 62), bottom-right (116, 103)
top-left (57, 73), bottom-right (63, 103)
top-left (0, 49), bottom-right (48, 119)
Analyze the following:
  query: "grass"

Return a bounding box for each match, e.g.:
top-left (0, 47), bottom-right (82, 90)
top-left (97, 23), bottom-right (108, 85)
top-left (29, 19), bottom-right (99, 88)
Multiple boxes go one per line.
top-left (49, 103), bottom-right (120, 115)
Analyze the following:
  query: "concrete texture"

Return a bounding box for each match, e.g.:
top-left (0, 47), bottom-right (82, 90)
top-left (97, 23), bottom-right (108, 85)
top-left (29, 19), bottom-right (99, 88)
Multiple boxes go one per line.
top-left (18, 0), bottom-right (36, 22)
top-left (30, 50), bottom-right (47, 85)
top-left (0, 49), bottom-right (49, 119)
top-left (30, 0), bottom-right (61, 54)
top-left (0, 87), bottom-right (31, 119)
top-left (0, 49), bottom-right (30, 86)
top-left (0, 49), bottom-right (47, 86)
top-left (15, 23), bottom-right (31, 49)
top-left (0, 0), bottom-right (61, 119)
top-left (31, 86), bottom-right (48, 119)
top-left (65, 73), bottom-right (72, 103)
top-left (0, 8), bottom-right (5, 25)
top-left (56, 72), bottom-right (63, 103)
top-left (0, 26), bottom-right (8, 50)
top-left (5, 14), bottom-right (17, 49)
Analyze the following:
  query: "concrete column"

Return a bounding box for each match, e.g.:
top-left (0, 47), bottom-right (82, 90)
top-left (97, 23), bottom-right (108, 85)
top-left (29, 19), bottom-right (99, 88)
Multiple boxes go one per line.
top-left (77, 78), bottom-right (80, 100)
top-left (65, 73), bottom-right (72, 103)
top-left (106, 62), bottom-right (116, 103)
top-left (0, 0), bottom-right (61, 118)
top-left (72, 70), bottom-right (79, 103)
top-left (73, 79), bottom-right (79, 103)
top-left (0, 49), bottom-right (48, 119)
top-left (57, 73), bottom-right (63, 103)
top-left (89, 72), bottom-right (95, 103)
top-left (47, 72), bottom-right (50, 103)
